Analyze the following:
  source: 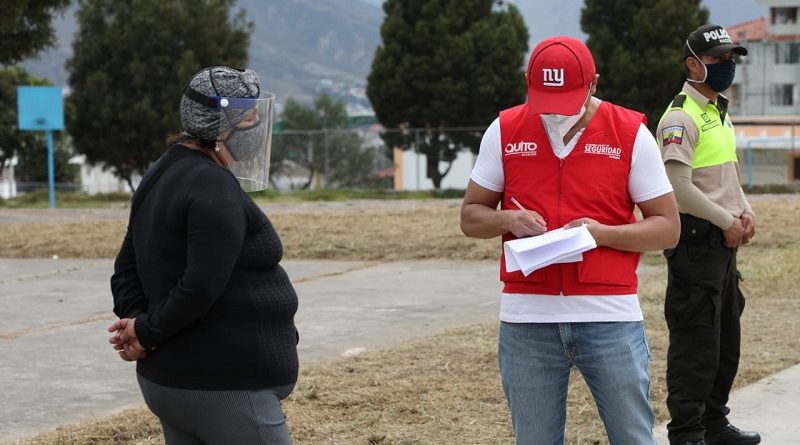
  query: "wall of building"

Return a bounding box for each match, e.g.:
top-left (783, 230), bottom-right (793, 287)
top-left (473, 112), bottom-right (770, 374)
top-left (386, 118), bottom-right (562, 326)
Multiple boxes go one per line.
top-left (732, 1), bottom-right (800, 115)
top-left (732, 40), bottom-right (800, 115)
top-left (393, 147), bottom-right (475, 191)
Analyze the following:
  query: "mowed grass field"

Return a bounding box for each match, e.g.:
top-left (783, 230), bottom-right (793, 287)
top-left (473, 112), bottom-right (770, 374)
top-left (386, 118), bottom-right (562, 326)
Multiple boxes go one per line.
top-left (4, 196), bottom-right (799, 445)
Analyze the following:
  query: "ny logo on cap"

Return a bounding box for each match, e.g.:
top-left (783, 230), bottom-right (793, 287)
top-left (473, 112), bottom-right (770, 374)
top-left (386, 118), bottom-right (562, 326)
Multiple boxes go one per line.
top-left (542, 68), bottom-right (564, 87)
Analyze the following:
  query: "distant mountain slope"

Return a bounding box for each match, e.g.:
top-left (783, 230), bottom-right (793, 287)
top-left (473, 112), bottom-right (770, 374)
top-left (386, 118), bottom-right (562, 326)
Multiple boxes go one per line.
top-left (21, 0), bottom-right (382, 109)
top-left (244, 0), bottom-right (381, 107)
top-left (21, 0), bottom-right (764, 113)
top-left (20, 2), bottom-right (77, 87)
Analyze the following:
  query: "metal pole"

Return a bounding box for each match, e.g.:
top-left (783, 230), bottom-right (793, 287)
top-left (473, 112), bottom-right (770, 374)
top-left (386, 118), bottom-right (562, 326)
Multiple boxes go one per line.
top-left (324, 128), bottom-right (329, 188)
top-left (415, 129), bottom-right (421, 190)
top-left (746, 140), bottom-right (753, 190)
top-left (9, 154), bottom-right (15, 198)
top-left (308, 136), bottom-right (316, 190)
top-left (46, 130), bottom-right (56, 209)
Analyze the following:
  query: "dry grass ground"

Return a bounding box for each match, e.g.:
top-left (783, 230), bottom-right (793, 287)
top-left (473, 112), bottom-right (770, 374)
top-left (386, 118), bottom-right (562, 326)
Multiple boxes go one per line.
top-left (0, 201), bottom-right (498, 261)
top-left (5, 197), bottom-right (800, 445)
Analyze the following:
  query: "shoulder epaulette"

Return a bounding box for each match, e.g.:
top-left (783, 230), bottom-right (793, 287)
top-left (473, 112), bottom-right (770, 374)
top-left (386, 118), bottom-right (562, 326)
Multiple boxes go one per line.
top-left (671, 94), bottom-right (686, 109)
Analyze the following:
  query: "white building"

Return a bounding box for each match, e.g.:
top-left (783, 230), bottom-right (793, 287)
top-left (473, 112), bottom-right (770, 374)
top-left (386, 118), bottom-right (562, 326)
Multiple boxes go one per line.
top-left (723, 1), bottom-right (800, 186)
top-left (729, 1), bottom-right (800, 116)
top-left (0, 158), bottom-right (17, 199)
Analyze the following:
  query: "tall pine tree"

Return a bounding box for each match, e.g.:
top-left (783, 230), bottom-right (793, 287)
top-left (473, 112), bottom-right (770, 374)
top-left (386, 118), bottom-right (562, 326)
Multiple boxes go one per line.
top-left (367, 0), bottom-right (528, 188)
top-left (66, 0), bottom-right (252, 190)
top-left (581, 0), bottom-right (709, 131)
top-left (1, 0), bottom-right (73, 189)
top-left (0, 0), bottom-right (70, 64)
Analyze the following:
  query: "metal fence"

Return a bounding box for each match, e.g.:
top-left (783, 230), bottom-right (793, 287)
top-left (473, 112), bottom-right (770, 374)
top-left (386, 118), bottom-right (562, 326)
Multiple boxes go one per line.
top-left (269, 126), bottom-right (484, 191)
top-left (733, 119), bottom-right (800, 190)
top-left (270, 124), bottom-right (800, 192)
top-left (6, 124), bottom-right (796, 196)
top-left (738, 145), bottom-right (799, 188)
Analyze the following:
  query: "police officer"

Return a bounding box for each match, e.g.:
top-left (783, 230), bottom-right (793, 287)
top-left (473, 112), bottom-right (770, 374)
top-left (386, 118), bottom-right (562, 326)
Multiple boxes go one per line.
top-left (657, 24), bottom-right (759, 445)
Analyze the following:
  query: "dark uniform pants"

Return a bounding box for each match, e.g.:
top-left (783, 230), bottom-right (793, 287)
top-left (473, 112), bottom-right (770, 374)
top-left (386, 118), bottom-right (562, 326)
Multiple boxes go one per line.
top-left (664, 214), bottom-right (746, 444)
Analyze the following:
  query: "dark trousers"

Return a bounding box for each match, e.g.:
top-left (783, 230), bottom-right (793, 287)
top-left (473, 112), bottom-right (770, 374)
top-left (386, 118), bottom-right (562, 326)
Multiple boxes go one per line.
top-left (664, 214), bottom-right (745, 444)
top-left (138, 374), bottom-right (295, 445)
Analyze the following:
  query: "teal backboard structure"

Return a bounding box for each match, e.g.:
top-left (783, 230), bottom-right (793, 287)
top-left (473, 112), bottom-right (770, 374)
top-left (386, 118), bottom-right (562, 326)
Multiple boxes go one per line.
top-left (17, 86), bottom-right (65, 208)
top-left (17, 86), bottom-right (64, 131)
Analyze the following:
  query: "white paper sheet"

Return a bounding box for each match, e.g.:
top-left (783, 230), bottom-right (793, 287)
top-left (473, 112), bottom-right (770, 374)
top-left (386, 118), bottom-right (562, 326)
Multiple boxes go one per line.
top-left (504, 225), bottom-right (597, 276)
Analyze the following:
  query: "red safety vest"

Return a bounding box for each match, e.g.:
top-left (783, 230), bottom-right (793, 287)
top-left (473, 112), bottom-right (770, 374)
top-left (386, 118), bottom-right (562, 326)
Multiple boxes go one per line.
top-left (498, 101), bottom-right (644, 295)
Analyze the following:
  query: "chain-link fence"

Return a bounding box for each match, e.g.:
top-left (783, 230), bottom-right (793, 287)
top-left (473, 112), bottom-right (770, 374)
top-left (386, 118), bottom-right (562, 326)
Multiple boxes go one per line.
top-left (733, 120), bottom-right (800, 190)
top-left (269, 126), bottom-right (484, 191)
top-left (6, 123), bottom-right (796, 196)
top-left (269, 123), bottom-right (800, 192)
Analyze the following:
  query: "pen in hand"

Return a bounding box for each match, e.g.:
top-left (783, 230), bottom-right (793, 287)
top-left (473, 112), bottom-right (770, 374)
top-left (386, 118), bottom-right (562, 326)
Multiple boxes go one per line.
top-left (510, 197), bottom-right (547, 230)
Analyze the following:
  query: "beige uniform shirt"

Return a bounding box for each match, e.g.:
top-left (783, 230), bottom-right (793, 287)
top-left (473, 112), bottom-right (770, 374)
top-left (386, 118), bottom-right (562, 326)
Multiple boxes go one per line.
top-left (657, 82), bottom-right (753, 229)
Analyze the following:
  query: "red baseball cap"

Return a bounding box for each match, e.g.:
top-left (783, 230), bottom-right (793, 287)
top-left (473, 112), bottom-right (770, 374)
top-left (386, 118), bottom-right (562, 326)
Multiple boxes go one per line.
top-left (526, 36), bottom-right (596, 115)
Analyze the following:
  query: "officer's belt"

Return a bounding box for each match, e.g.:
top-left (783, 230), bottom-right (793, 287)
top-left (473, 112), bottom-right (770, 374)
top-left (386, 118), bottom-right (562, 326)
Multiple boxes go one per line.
top-left (679, 213), bottom-right (724, 247)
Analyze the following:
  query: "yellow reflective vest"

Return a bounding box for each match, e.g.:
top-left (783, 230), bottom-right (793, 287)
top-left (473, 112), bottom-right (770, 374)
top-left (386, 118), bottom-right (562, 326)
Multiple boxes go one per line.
top-left (659, 92), bottom-right (737, 169)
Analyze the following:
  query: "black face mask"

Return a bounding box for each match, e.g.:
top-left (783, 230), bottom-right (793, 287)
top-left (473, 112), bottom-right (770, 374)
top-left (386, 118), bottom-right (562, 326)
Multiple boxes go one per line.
top-left (703, 59), bottom-right (736, 92)
top-left (223, 120), bottom-right (264, 161)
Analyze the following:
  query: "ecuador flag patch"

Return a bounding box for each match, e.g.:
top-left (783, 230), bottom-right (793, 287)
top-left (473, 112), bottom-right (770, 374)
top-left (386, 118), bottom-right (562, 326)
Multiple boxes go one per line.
top-left (662, 125), bottom-right (684, 146)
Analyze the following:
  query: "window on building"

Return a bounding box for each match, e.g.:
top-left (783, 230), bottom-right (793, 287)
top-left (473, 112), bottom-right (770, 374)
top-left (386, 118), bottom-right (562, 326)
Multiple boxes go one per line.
top-left (775, 42), bottom-right (800, 63)
top-left (772, 7), bottom-right (798, 24)
top-left (770, 84), bottom-right (794, 105)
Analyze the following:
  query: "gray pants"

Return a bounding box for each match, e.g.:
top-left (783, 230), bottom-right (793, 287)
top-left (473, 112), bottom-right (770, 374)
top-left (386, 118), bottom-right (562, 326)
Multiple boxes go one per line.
top-left (137, 374), bottom-right (294, 445)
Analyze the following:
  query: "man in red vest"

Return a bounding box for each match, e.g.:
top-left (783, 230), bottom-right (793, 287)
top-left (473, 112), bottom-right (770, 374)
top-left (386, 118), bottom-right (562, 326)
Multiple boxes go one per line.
top-left (461, 35), bottom-right (680, 444)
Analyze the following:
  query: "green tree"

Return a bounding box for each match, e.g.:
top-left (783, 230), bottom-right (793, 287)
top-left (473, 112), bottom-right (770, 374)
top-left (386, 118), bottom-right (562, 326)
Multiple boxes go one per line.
top-left (66, 0), bottom-right (252, 190)
top-left (581, 0), bottom-right (709, 130)
top-left (367, 0), bottom-right (528, 188)
top-left (0, 66), bottom-right (77, 188)
top-left (15, 134), bottom-right (79, 189)
top-left (0, 0), bottom-right (70, 64)
top-left (272, 93), bottom-right (376, 189)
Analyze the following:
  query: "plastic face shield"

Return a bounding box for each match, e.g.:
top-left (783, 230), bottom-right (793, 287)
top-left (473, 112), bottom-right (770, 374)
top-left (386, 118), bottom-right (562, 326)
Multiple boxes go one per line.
top-left (183, 73), bottom-right (274, 191)
top-left (219, 94), bottom-right (274, 192)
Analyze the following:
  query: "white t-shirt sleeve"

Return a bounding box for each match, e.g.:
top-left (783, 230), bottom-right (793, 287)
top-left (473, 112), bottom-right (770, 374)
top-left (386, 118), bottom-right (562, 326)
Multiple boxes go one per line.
top-left (629, 123), bottom-right (673, 203)
top-left (469, 118), bottom-right (504, 192)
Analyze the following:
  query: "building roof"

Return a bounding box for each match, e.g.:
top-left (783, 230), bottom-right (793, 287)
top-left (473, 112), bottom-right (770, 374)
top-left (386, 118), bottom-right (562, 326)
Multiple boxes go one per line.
top-left (728, 16), bottom-right (769, 42)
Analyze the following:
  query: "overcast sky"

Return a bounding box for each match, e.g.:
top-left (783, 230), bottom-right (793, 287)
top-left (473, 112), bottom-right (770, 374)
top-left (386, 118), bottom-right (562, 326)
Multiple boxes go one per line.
top-left (360, 0), bottom-right (768, 46)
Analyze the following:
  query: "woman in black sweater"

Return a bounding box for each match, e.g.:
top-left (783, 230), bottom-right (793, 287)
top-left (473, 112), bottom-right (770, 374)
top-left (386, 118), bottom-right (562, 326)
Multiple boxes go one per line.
top-left (108, 66), bottom-right (298, 445)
